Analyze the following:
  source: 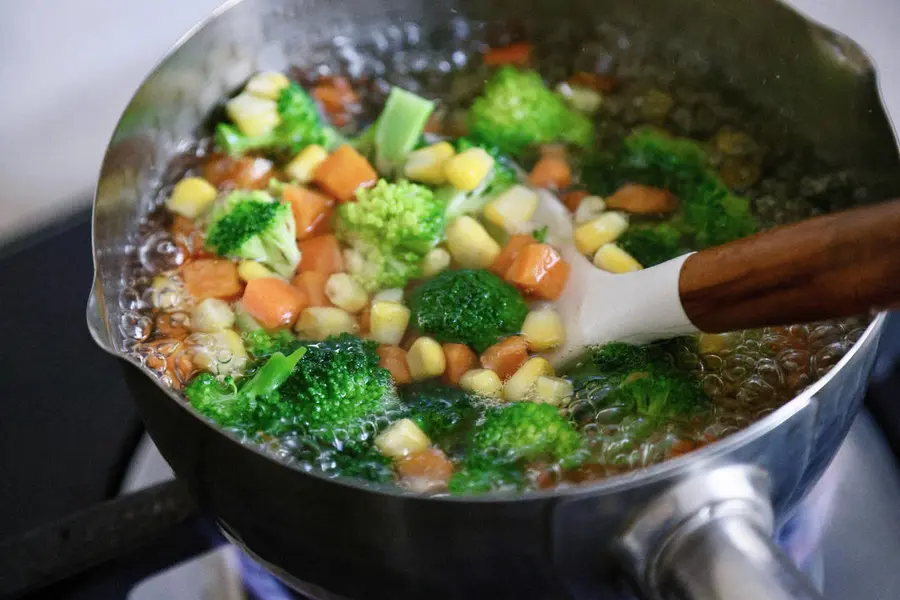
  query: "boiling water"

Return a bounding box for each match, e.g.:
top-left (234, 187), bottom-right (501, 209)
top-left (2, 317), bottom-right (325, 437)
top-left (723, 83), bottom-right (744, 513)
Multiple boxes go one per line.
top-left (123, 19), bottom-right (876, 491)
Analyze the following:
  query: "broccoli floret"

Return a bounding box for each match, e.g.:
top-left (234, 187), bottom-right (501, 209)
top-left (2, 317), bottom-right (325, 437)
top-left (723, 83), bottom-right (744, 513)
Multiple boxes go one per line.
top-left (399, 381), bottom-right (479, 444)
top-left (409, 269), bottom-right (529, 352)
top-left (205, 191), bottom-right (301, 277)
top-left (373, 87), bottom-right (435, 174)
top-left (605, 368), bottom-right (707, 420)
top-left (616, 223), bottom-right (683, 267)
top-left (216, 83), bottom-right (340, 158)
top-left (278, 334), bottom-right (398, 444)
top-left (305, 444), bottom-right (395, 484)
top-left (467, 67), bottom-right (595, 156)
top-left (588, 342), bottom-right (652, 376)
top-left (337, 179), bottom-right (445, 291)
top-left (242, 329), bottom-right (299, 360)
top-left (449, 402), bottom-right (587, 494)
top-left (185, 348), bottom-right (307, 430)
top-left (582, 128), bottom-right (756, 249)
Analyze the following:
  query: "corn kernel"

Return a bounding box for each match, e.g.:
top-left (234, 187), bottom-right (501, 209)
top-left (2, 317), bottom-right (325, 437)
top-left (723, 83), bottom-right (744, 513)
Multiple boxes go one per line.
top-left (521, 309), bottom-right (565, 352)
top-left (150, 275), bottom-right (190, 312)
top-left (504, 357), bottom-right (555, 402)
top-left (190, 330), bottom-right (248, 376)
top-left (407, 337), bottom-right (446, 381)
top-left (238, 260), bottom-right (278, 282)
top-left (574, 212), bottom-right (629, 256)
top-left (698, 332), bottom-right (737, 355)
top-left (556, 82), bottom-right (603, 115)
top-left (284, 145), bottom-right (329, 184)
top-left (573, 195), bottom-right (606, 224)
top-left (370, 301), bottom-right (411, 346)
top-left (483, 185), bottom-right (539, 232)
top-left (375, 418), bottom-right (431, 458)
top-left (325, 273), bottom-right (369, 313)
top-left (245, 71), bottom-right (291, 100)
top-left (294, 307), bottom-right (357, 340)
top-left (226, 92), bottom-right (280, 137)
top-left (459, 369), bottom-right (503, 398)
top-left (533, 376), bottom-right (574, 406)
top-left (166, 177), bottom-right (218, 219)
top-left (593, 243), bottom-right (643, 273)
top-left (445, 216), bottom-right (501, 268)
top-left (443, 148), bottom-right (495, 191)
top-left (421, 247), bottom-right (451, 277)
top-left (191, 298), bottom-right (235, 333)
top-left (404, 142), bottom-right (456, 185)
top-left (372, 288), bottom-right (404, 304)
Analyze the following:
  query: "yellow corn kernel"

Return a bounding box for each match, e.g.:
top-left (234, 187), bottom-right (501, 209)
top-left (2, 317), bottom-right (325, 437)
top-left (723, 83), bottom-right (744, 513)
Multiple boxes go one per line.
top-left (190, 330), bottom-right (248, 376)
top-left (150, 275), bottom-right (190, 312)
top-left (375, 418), bottom-right (431, 458)
top-left (483, 185), bottom-right (539, 232)
top-left (421, 247), bottom-right (451, 277)
top-left (245, 71), bottom-right (291, 100)
top-left (404, 142), bottom-right (456, 185)
top-left (325, 273), bottom-right (369, 313)
top-left (459, 369), bottom-right (503, 398)
top-left (166, 177), bottom-right (218, 219)
top-left (533, 376), bottom-right (574, 406)
top-left (697, 332), bottom-right (737, 355)
top-left (190, 298), bottom-right (235, 333)
top-left (556, 82), bottom-right (603, 115)
top-left (226, 92), bottom-right (280, 137)
top-left (370, 301), bottom-right (411, 346)
top-left (445, 216), bottom-right (501, 268)
top-left (238, 260), bottom-right (278, 282)
top-left (407, 337), bottom-right (447, 381)
top-left (284, 145), bottom-right (329, 184)
top-left (521, 308), bottom-right (565, 352)
top-left (503, 357), bottom-right (555, 402)
top-left (574, 212), bottom-right (629, 256)
top-left (372, 288), bottom-right (405, 304)
top-left (573, 195), bottom-right (606, 224)
top-left (593, 243), bottom-right (643, 273)
top-left (443, 148), bottom-right (495, 191)
top-left (294, 307), bottom-right (357, 340)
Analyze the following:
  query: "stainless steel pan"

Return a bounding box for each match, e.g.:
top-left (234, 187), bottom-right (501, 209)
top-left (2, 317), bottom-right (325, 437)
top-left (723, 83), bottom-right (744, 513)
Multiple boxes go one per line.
top-left (81, 0), bottom-right (900, 598)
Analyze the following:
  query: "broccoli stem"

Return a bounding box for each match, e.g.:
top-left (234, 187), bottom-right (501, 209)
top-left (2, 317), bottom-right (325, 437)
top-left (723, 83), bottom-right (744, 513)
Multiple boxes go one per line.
top-left (374, 87), bottom-right (435, 174)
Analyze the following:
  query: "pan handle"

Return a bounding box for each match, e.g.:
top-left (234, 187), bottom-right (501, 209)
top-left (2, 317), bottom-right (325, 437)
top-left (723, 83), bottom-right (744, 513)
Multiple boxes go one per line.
top-left (618, 465), bottom-right (824, 600)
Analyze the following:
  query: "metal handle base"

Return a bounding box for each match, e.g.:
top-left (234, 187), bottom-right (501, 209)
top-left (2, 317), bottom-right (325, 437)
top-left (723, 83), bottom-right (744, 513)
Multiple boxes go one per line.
top-left (619, 465), bottom-right (825, 600)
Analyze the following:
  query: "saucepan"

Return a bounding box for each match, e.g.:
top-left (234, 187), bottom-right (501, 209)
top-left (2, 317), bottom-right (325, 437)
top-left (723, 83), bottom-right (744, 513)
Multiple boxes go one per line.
top-left (48, 0), bottom-right (900, 598)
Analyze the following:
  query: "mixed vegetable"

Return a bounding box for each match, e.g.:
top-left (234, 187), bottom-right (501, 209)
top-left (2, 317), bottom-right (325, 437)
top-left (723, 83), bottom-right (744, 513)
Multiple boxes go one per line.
top-left (145, 47), bottom-right (766, 495)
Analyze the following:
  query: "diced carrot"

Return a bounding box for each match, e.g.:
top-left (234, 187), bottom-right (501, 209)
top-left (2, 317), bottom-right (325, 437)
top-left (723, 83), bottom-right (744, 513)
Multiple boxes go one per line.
top-left (182, 259), bottom-right (242, 300)
top-left (529, 155), bottom-right (572, 189)
top-left (283, 184), bottom-right (333, 241)
top-left (203, 154), bottom-right (273, 190)
top-left (313, 145), bottom-right (378, 203)
top-left (480, 336), bottom-right (528, 380)
top-left (145, 339), bottom-right (194, 389)
top-left (155, 312), bottom-right (190, 340)
top-left (377, 345), bottom-right (412, 385)
top-left (395, 448), bottom-right (454, 483)
top-left (490, 234), bottom-right (537, 277)
top-left (505, 243), bottom-right (571, 300)
top-left (358, 305), bottom-right (372, 334)
top-left (242, 277), bottom-right (308, 329)
top-left (291, 270), bottom-right (332, 307)
top-left (568, 72), bottom-right (617, 92)
top-left (562, 190), bottom-right (589, 213)
top-left (666, 439), bottom-right (698, 459)
top-left (423, 112), bottom-right (443, 134)
top-left (171, 215), bottom-right (197, 237)
top-left (483, 42), bottom-right (533, 67)
top-left (605, 183), bottom-right (678, 215)
top-left (442, 343), bottom-right (479, 386)
top-left (308, 203), bottom-right (334, 236)
top-left (298, 234), bottom-right (344, 276)
top-left (312, 76), bottom-right (360, 116)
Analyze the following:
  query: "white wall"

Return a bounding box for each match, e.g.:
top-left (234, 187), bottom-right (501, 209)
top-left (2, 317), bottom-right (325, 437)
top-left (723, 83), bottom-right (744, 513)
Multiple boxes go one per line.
top-left (0, 0), bottom-right (897, 242)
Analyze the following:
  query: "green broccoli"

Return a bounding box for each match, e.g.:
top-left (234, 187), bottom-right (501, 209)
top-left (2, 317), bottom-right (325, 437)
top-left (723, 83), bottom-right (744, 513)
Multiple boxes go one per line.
top-left (616, 223), bottom-right (683, 267)
top-left (373, 87), bottom-right (435, 174)
top-left (305, 444), bottom-right (395, 484)
top-left (399, 381), bottom-right (479, 445)
top-left (185, 347), bottom-right (306, 430)
top-left (278, 334), bottom-right (399, 443)
top-left (588, 342), bottom-right (652, 376)
top-left (582, 128), bottom-right (756, 248)
top-left (204, 191), bottom-right (301, 277)
top-left (605, 368), bottom-right (707, 420)
top-left (242, 329), bottom-right (299, 360)
top-left (336, 179), bottom-right (445, 291)
top-left (467, 67), bottom-right (595, 156)
top-left (409, 269), bottom-right (529, 352)
top-left (216, 83), bottom-right (340, 158)
top-left (449, 402), bottom-right (587, 494)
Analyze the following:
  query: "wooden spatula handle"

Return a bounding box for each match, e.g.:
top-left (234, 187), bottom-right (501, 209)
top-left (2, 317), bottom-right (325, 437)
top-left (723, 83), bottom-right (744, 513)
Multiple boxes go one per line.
top-left (678, 199), bottom-right (900, 333)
